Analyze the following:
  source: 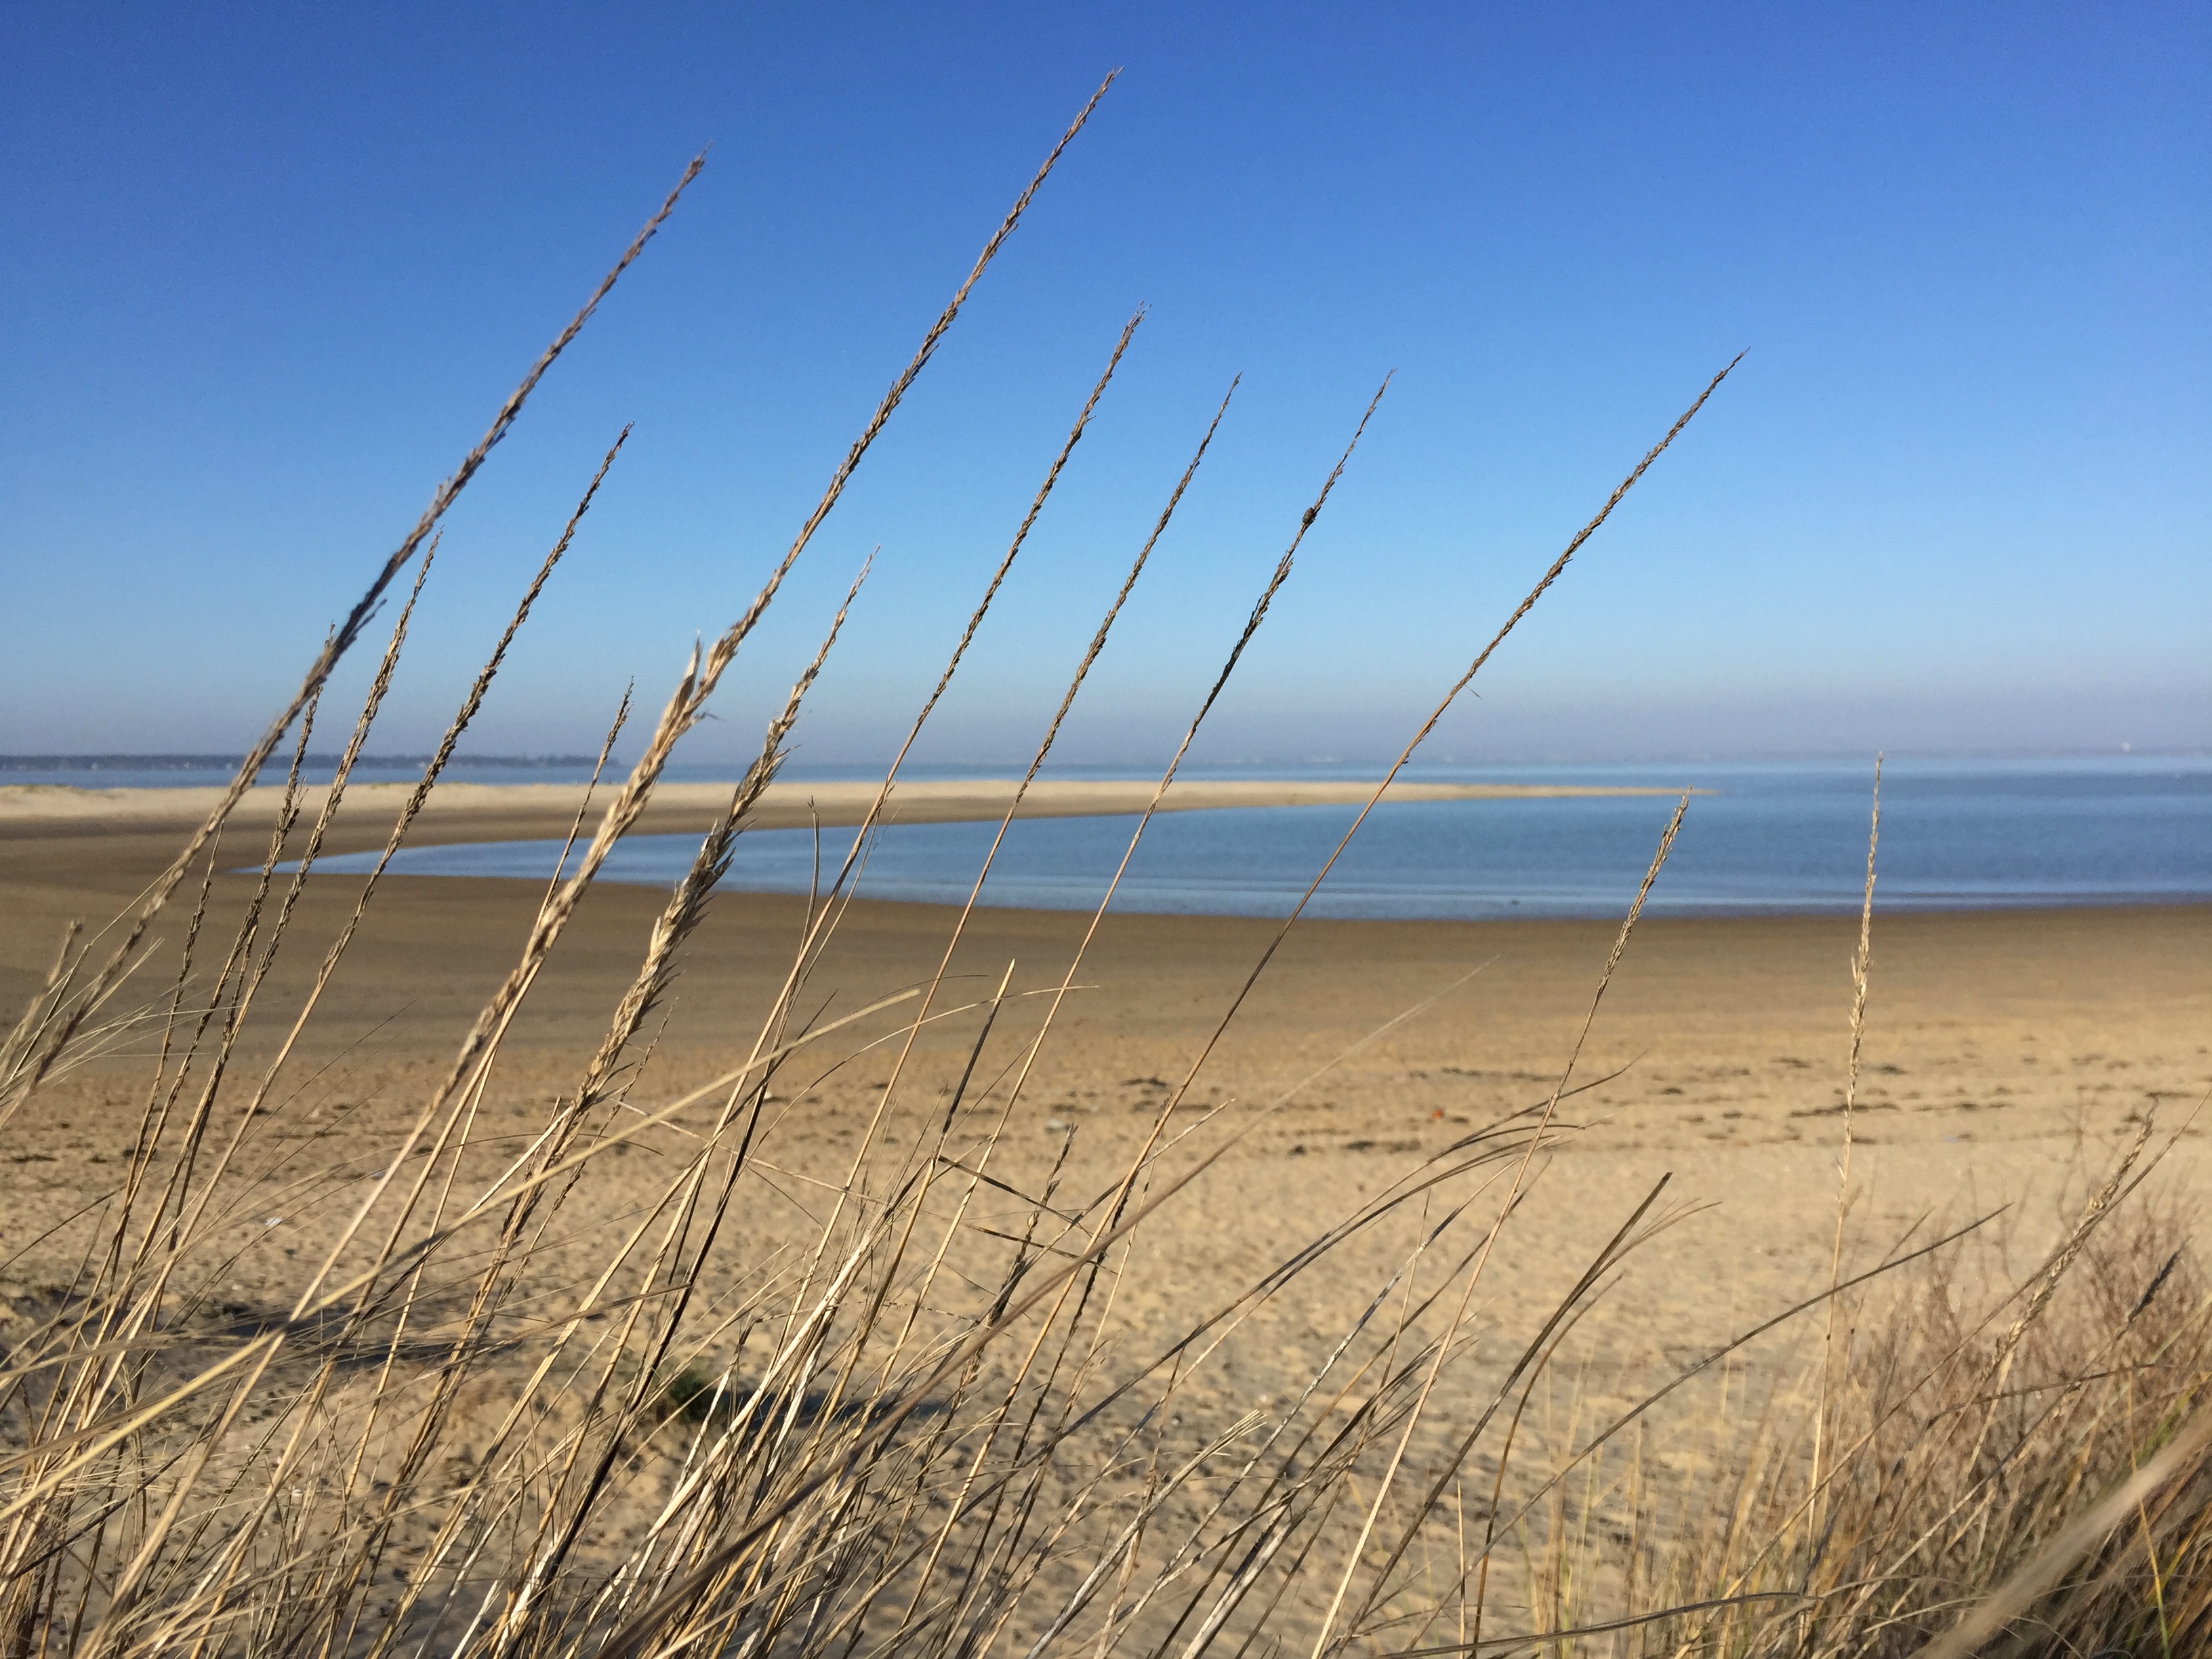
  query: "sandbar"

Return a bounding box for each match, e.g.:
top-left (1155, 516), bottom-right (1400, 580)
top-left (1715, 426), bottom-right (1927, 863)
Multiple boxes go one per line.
top-left (0, 775), bottom-right (1696, 846)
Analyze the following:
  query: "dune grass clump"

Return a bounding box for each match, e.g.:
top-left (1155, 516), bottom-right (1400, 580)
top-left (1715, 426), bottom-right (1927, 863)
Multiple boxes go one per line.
top-left (3, 77), bottom-right (2205, 1659)
top-left (1611, 1172), bottom-right (2211, 1658)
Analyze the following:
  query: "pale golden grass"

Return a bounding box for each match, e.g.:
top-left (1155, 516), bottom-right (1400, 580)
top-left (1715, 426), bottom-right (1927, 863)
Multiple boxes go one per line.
top-left (3, 75), bottom-right (2205, 1659)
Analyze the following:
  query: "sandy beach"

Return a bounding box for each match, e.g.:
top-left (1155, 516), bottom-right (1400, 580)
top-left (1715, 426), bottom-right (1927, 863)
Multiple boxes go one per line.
top-left (4, 778), bottom-right (2207, 1640)
top-left (5, 780), bottom-right (2204, 1342)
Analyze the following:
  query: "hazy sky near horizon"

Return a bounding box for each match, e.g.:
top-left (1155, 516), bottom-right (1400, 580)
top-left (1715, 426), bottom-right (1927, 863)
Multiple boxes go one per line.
top-left (3, 3), bottom-right (2205, 771)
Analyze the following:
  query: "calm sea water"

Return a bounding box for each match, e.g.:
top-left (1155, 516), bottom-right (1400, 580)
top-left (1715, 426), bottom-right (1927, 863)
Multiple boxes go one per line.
top-left (297, 758), bottom-right (2211, 921)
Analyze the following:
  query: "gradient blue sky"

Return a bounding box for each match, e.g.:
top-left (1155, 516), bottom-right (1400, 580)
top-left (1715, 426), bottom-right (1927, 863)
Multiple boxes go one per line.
top-left (3, 3), bottom-right (2205, 770)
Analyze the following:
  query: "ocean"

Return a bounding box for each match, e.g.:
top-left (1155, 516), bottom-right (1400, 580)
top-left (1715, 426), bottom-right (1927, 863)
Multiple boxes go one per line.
top-left (279, 756), bottom-right (2210, 922)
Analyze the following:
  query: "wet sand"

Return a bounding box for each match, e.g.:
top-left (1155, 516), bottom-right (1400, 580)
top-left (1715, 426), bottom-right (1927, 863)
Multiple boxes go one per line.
top-left (3, 786), bottom-right (2207, 1512)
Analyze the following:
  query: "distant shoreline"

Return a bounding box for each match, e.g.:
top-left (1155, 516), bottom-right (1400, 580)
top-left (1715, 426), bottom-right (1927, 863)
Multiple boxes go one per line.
top-left (0, 753), bottom-right (605, 772)
top-left (5, 750), bottom-right (2200, 773)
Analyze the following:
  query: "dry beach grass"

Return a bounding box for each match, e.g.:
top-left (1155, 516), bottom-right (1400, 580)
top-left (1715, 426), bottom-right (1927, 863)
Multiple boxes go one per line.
top-left (3, 76), bottom-right (2209, 1658)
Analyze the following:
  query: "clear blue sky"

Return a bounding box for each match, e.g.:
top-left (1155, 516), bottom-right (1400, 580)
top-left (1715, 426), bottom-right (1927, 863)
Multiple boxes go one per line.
top-left (3, 3), bottom-right (2204, 769)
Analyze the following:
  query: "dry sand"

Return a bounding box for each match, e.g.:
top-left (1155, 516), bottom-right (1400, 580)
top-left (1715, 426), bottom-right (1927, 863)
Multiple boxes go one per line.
top-left (3, 782), bottom-right (2207, 1535)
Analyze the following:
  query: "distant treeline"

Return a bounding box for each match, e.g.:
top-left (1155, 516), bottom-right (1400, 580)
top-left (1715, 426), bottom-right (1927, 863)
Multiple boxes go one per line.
top-left (0, 754), bottom-right (607, 771)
